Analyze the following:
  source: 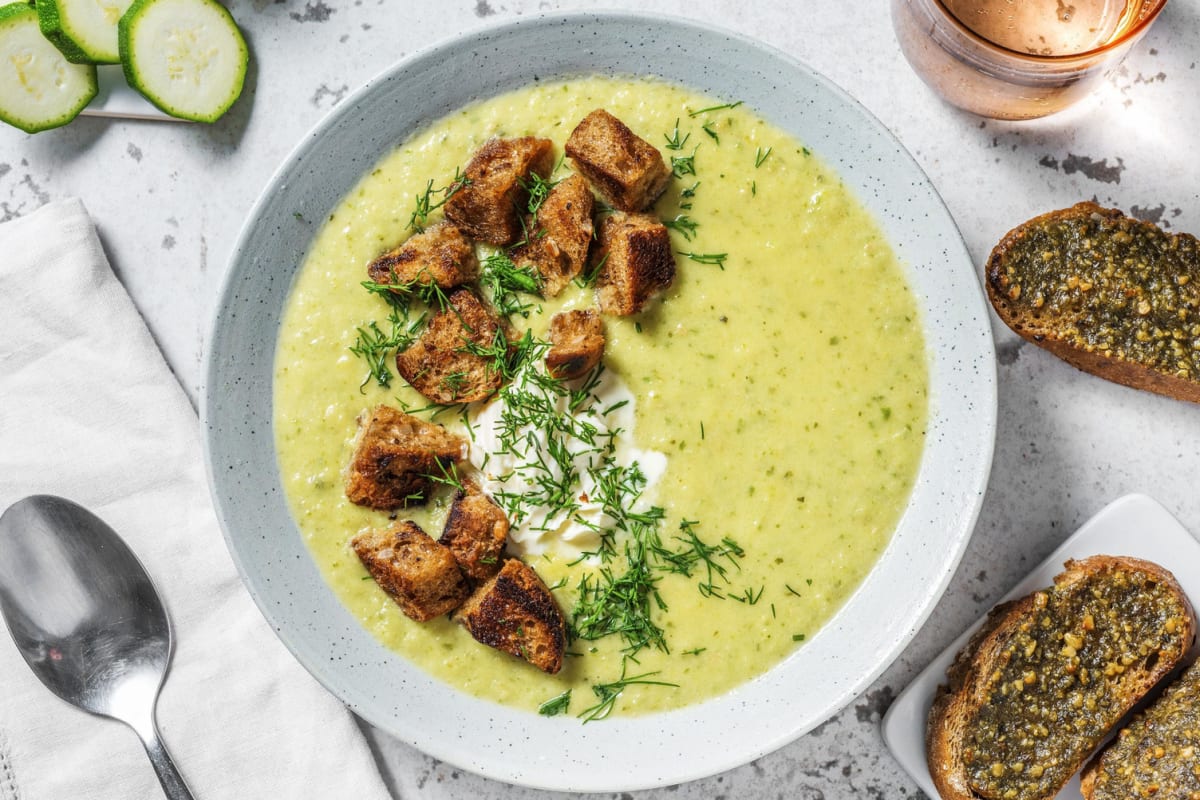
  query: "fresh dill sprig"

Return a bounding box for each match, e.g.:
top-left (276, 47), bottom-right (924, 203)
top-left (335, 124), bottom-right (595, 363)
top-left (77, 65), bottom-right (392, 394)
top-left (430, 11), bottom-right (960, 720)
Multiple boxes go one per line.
top-left (663, 119), bottom-right (691, 151)
top-left (754, 146), bottom-right (773, 168)
top-left (701, 121), bottom-right (719, 144)
top-left (680, 251), bottom-right (728, 270)
top-left (480, 251), bottom-right (542, 318)
top-left (538, 690), bottom-right (572, 717)
top-left (574, 253), bottom-right (607, 289)
top-left (671, 150), bottom-right (697, 178)
top-left (407, 167), bottom-right (470, 232)
top-left (348, 307), bottom-right (414, 391)
top-left (663, 214), bottom-right (698, 241)
top-left (578, 663), bottom-right (678, 723)
top-left (688, 100), bottom-right (742, 117)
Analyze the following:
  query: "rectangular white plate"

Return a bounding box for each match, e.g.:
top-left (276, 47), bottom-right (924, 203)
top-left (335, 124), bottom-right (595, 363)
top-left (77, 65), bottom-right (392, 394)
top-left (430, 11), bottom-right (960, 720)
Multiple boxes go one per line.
top-left (881, 493), bottom-right (1200, 800)
top-left (80, 65), bottom-right (180, 121)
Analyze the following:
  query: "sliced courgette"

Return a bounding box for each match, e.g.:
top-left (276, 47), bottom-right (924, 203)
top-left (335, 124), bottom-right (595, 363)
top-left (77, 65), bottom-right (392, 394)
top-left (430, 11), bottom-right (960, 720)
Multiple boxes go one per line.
top-left (0, 2), bottom-right (97, 133)
top-left (36, 0), bottom-right (135, 64)
top-left (118, 0), bottom-right (247, 123)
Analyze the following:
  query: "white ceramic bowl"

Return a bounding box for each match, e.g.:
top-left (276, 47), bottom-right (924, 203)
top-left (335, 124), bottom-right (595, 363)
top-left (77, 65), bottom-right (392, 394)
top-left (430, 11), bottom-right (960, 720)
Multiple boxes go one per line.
top-left (203, 11), bottom-right (996, 791)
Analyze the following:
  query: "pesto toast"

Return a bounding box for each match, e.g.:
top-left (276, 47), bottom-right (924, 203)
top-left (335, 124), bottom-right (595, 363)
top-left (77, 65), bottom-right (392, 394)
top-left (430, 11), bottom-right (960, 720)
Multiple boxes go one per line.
top-left (927, 556), bottom-right (1195, 800)
top-left (986, 203), bottom-right (1200, 403)
top-left (1080, 658), bottom-right (1200, 800)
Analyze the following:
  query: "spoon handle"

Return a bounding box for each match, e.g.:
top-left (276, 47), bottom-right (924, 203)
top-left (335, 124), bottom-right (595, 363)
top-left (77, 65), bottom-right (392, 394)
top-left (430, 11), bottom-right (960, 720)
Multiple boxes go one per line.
top-left (138, 723), bottom-right (196, 800)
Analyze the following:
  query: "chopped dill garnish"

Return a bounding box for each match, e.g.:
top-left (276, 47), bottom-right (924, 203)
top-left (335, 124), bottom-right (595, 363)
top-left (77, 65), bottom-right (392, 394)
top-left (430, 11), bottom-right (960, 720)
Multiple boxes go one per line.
top-left (663, 119), bottom-right (690, 151)
top-left (538, 690), bottom-right (572, 716)
top-left (407, 167), bottom-right (470, 232)
top-left (688, 100), bottom-right (743, 117)
top-left (671, 150), bottom-right (697, 178)
top-left (785, 583), bottom-right (804, 597)
top-left (575, 253), bottom-right (607, 288)
top-left (480, 251), bottom-right (542, 318)
top-left (682, 647), bottom-right (706, 656)
top-left (579, 663), bottom-right (678, 723)
top-left (663, 214), bottom-right (699, 241)
top-left (754, 146), bottom-right (773, 168)
top-left (701, 121), bottom-right (719, 144)
top-left (729, 585), bottom-right (765, 605)
top-left (681, 251), bottom-right (728, 270)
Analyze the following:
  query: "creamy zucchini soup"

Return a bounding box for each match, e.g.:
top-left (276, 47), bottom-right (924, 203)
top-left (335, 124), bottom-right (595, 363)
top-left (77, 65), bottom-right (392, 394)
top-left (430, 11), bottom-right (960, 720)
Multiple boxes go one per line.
top-left (274, 76), bottom-right (927, 718)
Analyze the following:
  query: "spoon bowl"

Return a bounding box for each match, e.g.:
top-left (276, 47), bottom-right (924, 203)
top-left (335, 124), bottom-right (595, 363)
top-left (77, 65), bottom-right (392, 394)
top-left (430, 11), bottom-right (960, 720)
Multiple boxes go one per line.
top-left (0, 495), bottom-right (194, 799)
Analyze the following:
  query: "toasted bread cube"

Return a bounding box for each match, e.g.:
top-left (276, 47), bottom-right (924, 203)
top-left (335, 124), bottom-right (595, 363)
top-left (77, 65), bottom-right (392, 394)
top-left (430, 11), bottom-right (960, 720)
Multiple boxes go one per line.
top-left (396, 289), bottom-right (508, 404)
top-left (545, 309), bottom-right (605, 380)
top-left (510, 173), bottom-right (594, 297)
top-left (439, 488), bottom-right (509, 582)
top-left (444, 137), bottom-right (555, 246)
top-left (593, 212), bottom-right (676, 315)
top-left (352, 521), bottom-right (470, 622)
top-left (366, 221), bottom-right (478, 290)
top-left (453, 558), bottom-right (566, 674)
top-left (565, 109), bottom-right (671, 212)
top-left (344, 405), bottom-right (467, 510)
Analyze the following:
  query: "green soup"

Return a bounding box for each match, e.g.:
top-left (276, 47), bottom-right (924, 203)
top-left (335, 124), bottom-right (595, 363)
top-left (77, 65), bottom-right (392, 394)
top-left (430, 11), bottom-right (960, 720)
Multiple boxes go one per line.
top-left (274, 76), bottom-right (928, 716)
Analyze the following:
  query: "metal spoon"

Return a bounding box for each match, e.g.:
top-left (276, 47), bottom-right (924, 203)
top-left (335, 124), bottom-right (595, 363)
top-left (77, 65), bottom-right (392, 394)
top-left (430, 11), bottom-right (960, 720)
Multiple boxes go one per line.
top-left (0, 495), bottom-right (195, 799)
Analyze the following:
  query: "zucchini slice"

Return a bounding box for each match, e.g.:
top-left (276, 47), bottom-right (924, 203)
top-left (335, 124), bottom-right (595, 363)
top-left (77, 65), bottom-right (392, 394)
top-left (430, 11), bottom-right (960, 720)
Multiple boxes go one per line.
top-left (36, 0), bottom-right (135, 64)
top-left (0, 2), bottom-right (97, 133)
top-left (118, 0), bottom-right (247, 123)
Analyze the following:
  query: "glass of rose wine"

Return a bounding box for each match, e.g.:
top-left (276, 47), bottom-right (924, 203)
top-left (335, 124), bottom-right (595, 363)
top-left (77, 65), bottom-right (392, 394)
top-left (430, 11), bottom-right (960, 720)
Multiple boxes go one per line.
top-left (892, 0), bottom-right (1169, 120)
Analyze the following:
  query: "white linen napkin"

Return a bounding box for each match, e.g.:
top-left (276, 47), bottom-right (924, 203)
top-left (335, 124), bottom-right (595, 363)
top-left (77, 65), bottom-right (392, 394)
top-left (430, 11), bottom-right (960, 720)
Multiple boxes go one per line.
top-left (0, 199), bottom-right (393, 800)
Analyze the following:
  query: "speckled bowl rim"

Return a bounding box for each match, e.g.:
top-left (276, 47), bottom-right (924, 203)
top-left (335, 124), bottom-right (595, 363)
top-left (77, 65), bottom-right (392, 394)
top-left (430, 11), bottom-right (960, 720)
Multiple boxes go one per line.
top-left (203, 10), bottom-right (997, 792)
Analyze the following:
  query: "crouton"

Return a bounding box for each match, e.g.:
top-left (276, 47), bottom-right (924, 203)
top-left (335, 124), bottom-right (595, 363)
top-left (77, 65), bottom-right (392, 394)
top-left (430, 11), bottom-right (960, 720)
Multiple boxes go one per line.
top-left (344, 405), bottom-right (467, 510)
top-left (565, 109), bottom-right (671, 212)
top-left (352, 521), bottom-right (470, 622)
top-left (395, 288), bottom-right (508, 404)
top-left (545, 309), bottom-right (605, 380)
top-left (439, 487), bottom-right (509, 582)
top-left (366, 221), bottom-right (478, 290)
top-left (593, 211), bottom-right (676, 315)
top-left (510, 173), bottom-right (595, 297)
top-left (444, 136), bottom-right (555, 246)
top-left (453, 558), bottom-right (566, 674)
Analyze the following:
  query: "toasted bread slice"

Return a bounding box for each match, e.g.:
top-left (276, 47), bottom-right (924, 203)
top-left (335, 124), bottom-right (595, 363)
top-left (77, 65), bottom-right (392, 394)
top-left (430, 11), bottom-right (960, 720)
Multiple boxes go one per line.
top-left (927, 555), bottom-right (1195, 800)
top-left (444, 136), bottom-right (555, 246)
top-left (366, 220), bottom-right (478, 290)
top-left (545, 308), bottom-right (605, 380)
top-left (453, 558), bottom-right (566, 674)
top-left (986, 202), bottom-right (1200, 403)
top-left (510, 173), bottom-right (595, 297)
top-left (565, 109), bottom-right (671, 212)
top-left (1080, 658), bottom-right (1200, 799)
top-left (344, 405), bottom-right (467, 509)
top-left (593, 211), bottom-right (675, 315)
top-left (439, 486), bottom-right (509, 583)
top-left (395, 288), bottom-right (508, 404)
top-left (351, 521), bottom-right (470, 622)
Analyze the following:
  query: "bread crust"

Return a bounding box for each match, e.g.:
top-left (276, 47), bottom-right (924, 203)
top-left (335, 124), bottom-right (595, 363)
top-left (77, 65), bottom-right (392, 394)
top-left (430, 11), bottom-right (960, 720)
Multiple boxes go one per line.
top-left (510, 173), bottom-right (595, 297)
top-left (986, 202), bottom-right (1200, 404)
top-left (366, 220), bottom-right (478, 290)
top-left (344, 405), bottom-right (467, 509)
top-left (351, 521), bottom-right (470, 622)
top-left (453, 558), bottom-right (566, 674)
top-left (395, 288), bottom-right (508, 404)
top-left (593, 211), bottom-right (675, 315)
top-left (565, 109), bottom-right (670, 212)
top-left (444, 136), bottom-right (555, 246)
top-left (927, 556), bottom-right (1196, 800)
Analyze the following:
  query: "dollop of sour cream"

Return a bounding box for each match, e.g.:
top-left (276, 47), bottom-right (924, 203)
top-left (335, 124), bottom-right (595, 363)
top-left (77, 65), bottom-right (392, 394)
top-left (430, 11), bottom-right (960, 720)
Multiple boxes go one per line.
top-left (468, 367), bottom-right (666, 560)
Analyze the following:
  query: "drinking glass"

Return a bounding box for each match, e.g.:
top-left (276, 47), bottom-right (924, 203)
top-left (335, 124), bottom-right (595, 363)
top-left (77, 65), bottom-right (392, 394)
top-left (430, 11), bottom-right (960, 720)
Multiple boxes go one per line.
top-left (892, 0), bottom-right (1169, 120)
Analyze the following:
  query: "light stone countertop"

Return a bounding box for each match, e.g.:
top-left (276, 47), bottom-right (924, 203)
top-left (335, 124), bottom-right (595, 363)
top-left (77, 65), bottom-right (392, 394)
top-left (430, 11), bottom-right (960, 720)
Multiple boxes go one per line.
top-left (3, 1), bottom-right (1200, 798)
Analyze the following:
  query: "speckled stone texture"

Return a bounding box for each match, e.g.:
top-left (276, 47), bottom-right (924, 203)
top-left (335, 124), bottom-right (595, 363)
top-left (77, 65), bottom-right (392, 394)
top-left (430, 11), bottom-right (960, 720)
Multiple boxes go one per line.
top-left (3, 1), bottom-right (1199, 799)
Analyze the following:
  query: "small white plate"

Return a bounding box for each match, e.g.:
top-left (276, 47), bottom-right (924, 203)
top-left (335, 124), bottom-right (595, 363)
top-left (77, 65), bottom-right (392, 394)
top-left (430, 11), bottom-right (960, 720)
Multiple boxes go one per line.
top-left (881, 493), bottom-right (1200, 799)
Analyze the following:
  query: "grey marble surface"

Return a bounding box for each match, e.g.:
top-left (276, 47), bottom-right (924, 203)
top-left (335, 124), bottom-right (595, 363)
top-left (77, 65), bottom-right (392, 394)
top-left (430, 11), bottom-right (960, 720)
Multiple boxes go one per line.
top-left (4, 1), bottom-right (1200, 798)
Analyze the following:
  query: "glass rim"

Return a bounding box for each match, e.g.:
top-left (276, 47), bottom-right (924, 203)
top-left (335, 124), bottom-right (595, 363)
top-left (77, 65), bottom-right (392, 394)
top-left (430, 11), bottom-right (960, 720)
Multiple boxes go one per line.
top-left (929, 0), bottom-right (1170, 64)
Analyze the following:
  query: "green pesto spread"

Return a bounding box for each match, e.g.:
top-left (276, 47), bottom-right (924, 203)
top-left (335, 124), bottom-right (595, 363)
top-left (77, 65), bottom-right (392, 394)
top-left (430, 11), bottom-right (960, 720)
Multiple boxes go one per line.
top-left (992, 205), bottom-right (1200, 378)
top-left (1089, 659), bottom-right (1200, 800)
top-left (962, 566), bottom-right (1191, 799)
